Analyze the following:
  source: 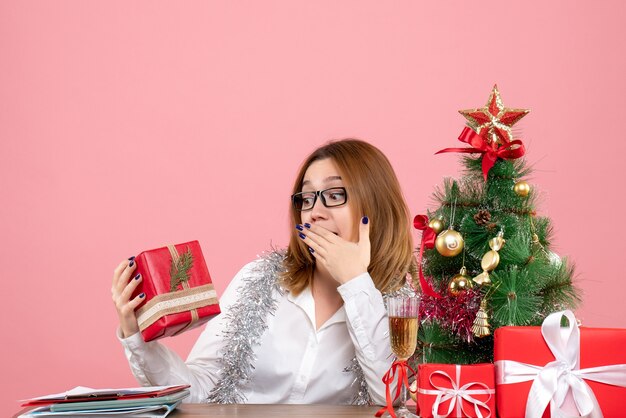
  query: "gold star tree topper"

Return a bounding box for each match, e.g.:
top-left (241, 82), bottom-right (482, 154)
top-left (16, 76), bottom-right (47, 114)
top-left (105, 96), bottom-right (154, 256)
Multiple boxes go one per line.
top-left (459, 85), bottom-right (530, 145)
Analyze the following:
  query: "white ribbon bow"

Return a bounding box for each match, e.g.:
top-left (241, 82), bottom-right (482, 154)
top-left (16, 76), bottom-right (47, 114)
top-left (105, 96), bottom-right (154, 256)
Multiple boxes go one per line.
top-left (495, 310), bottom-right (626, 418)
top-left (417, 364), bottom-right (495, 418)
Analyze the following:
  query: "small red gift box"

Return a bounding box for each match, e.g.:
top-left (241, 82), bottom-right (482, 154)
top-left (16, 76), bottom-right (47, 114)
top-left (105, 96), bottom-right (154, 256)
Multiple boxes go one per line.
top-left (417, 363), bottom-right (495, 418)
top-left (131, 240), bottom-right (221, 342)
top-left (495, 310), bottom-right (626, 418)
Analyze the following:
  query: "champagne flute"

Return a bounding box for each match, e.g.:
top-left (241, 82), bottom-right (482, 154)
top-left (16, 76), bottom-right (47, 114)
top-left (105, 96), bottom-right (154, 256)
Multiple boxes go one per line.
top-left (387, 295), bottom-right (420, 418)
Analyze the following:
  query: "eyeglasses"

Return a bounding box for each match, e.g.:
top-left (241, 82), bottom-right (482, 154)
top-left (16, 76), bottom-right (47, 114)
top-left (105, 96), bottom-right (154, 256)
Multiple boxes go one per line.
top-left (291, 187), bottom-right (348, 211)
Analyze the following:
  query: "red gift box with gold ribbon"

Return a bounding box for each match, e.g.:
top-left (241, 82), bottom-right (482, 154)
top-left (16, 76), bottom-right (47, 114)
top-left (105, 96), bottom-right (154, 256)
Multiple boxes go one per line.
top-left (131, 240), bottom-right (220, 342)
top-left (417, 363), bottom-right (495, 418)
top-left (494, 310), bottom-right (626, 418)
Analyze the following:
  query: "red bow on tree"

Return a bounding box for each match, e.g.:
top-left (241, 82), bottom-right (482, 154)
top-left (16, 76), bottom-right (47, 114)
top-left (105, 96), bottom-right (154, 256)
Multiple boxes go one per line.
top-left (436, 127), bottom-right (526, 180)
top-left (413, 215), bottom-right (442, 299)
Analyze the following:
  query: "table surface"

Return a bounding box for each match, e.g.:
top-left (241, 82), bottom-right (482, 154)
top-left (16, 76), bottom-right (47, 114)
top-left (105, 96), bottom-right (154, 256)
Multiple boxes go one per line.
top-left (15, 404), bottom-right (384, 418)
top-left (172, 404), bottom-right (381, 417)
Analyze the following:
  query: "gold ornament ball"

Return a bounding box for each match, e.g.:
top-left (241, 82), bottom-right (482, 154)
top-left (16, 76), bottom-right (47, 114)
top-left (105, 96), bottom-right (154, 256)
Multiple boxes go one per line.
top-left (514, 181), bottom-right (530, 197)
top-left (428, 218), bottom-right (444, 234)
top-left (448, 267), bottom-right (473, 296)
top-left (435, 229), bottom-right (464, 257)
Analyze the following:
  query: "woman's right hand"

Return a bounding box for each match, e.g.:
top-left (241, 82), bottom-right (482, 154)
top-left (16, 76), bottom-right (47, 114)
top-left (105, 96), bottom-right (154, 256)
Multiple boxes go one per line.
top-left (111, 257), bottom-right (145, 338)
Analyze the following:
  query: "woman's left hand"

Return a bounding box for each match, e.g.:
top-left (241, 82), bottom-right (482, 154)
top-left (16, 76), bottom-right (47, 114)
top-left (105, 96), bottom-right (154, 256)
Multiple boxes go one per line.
top-left (298, 217), bottom-right (371, 284)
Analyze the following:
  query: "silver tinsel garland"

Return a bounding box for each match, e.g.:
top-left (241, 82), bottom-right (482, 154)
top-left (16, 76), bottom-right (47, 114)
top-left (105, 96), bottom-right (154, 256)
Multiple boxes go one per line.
top-left (344, 357), bottom-right (373, 405)
top-left (206, 249), bottom-right (374, 405)
top-left (206, 250), bottom-right (286, 403)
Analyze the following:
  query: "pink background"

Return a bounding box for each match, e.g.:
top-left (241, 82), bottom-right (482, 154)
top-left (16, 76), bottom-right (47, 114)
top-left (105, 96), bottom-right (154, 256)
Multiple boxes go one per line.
top-left (2, 1), bottom-right (625, 414)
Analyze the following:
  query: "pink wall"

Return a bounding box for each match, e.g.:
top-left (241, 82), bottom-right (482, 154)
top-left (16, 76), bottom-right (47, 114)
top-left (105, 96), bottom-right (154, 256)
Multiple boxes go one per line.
top-left (2, 1), bottom-right (625, 414)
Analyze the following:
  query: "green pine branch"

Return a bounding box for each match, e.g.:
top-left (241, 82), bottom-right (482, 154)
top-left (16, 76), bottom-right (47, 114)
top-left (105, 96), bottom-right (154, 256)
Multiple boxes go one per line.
top-left (170, 247), bottom-right (194, 292)
top-left (417, 320), bottom-right (465, 364)
top-left (498, 232), bottom-right (532, 266)
top-left (462, 155), bottom-right (532, 180)
top-left (533, 216), bottom-right (554, 248)
top-left (490, 266), bottom-right (542, 327)
top-left (417, 320), bottom-right (495, 364)
top-left (538, 258), bottom-right (581, 315)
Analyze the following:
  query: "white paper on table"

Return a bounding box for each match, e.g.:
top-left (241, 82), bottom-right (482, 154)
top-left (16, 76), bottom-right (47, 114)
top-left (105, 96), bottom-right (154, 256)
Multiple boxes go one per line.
top-left (21, 385), bottom-right (184, 402)
top-left (19, 400), bottom-right (180, 418)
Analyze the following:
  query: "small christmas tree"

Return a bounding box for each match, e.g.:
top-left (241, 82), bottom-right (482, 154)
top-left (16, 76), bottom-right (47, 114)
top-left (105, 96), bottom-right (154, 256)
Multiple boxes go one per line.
top-left (414, 85), bottom-right (580, 364)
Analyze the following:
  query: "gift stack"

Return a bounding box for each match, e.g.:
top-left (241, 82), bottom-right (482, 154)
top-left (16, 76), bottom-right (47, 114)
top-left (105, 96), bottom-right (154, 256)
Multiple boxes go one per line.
top-left (413, 310), bottom-right (626, 417)
top-left (132, 240), bottom-right (221, 341)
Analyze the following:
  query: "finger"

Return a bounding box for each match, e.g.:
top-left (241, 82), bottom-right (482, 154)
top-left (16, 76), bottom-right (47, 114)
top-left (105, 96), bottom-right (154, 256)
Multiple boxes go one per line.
top-left (114, 258), bottom-right (137, 295)
top-left (358, 216), bottom-right (370, 247)
top-left (127, 292), bottom-right (146, 310)
top-left (304, 223), bottom-right (341, 244)
top-left (113, 260), bottom-right (128, 279)
top-left (112, 258), bottom-right (131, 295)
top-left (307, 246), bottom-right (321, 261)
top-left (296, 227), bottom-right (325, 250)
top-left (119, 293), bottom-right (146, 318)
top-left (307, 244), bottom-right (329, 268)
top-left (298, 232), bottom-right (326, 259)
top-left (120, 273), bottom-right (143, 302)
top-left (113, 258), bottom-right (131, 282)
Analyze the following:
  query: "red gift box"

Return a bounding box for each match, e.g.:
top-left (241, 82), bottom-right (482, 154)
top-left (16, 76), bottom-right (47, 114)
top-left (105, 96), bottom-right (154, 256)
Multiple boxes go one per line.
top-left (494, 310), bottom-right (626, 418)
top-left (131, 240), bottom-right (221, 342)
top-left (417, 363), bottom-right (495, 418)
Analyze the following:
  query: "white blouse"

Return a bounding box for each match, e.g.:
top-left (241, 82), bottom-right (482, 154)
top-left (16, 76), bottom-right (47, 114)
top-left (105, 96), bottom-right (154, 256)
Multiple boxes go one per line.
top-left (119, 260), bottom-right (393, 405)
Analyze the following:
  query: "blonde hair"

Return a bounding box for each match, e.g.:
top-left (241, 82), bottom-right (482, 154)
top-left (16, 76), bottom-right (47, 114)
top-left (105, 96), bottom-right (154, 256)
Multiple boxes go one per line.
top-left (281, 139), bottom-right (415, 295)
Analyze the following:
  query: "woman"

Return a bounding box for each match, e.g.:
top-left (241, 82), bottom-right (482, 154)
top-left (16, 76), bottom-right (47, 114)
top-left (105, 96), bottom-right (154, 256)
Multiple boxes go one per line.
top-left (111, 139), bottom-right (416, 405)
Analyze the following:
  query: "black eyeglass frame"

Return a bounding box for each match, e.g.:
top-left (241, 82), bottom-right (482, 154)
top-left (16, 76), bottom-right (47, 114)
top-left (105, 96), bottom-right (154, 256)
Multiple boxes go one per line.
top-left (291, 187), bottom-right (348, 211)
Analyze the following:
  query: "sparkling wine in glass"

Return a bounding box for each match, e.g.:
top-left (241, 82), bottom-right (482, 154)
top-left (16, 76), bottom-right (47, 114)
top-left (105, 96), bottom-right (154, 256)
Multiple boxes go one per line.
top-left (387, 296), bottom-right (420, 418)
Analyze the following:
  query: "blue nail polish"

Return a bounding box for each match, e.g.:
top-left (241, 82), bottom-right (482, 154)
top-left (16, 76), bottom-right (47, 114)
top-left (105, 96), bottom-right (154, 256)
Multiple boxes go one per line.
top-left (134, 274), bottom-right (141, 280)
top-left (362, 216), bottom-right (369, 225)
top-left (129, 260), bottom-right (135, 267)
top-left (308, 247), bottom-right (314, 253)
top-left (304, 223), bottom-right (311, 229)
top-left (295, 224), bottom-right (303, 231)
top-left (299, 232), bottom-right (306, 239)
top-left (139, 293), bottom-right (145, 298)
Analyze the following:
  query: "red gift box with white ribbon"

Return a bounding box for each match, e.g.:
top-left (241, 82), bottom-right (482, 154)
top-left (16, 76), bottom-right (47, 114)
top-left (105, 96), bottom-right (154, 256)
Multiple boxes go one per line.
top-left (417, 363), bottom-right (495, 418)
top-left (494, 310), bottom-right (626, 418)
top-left (131, 240), bottom-right (221, 342)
